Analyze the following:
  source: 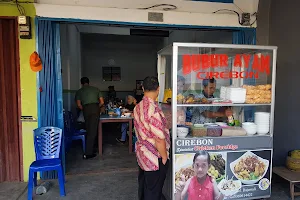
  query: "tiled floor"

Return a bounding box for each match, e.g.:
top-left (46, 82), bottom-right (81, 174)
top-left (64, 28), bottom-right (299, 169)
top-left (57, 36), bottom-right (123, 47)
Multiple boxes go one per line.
top-left (1, 123), bottom-right (300, 200)
top-left (0, 182), bottom-right (27, 200)
top-left (11, 172), bottom-right (300, 200)
top-left (65, 123), bottom-right (137, 175)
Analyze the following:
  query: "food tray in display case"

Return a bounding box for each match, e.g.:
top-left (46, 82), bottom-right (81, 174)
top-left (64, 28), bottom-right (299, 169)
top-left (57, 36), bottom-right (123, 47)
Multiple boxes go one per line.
top-left (157, 42), bottom-right (277, 200)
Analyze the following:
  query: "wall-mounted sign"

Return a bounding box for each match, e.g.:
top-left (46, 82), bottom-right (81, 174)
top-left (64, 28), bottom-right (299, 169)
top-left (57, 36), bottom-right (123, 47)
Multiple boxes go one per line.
top-left (182, 54), bottom-right (271, 80)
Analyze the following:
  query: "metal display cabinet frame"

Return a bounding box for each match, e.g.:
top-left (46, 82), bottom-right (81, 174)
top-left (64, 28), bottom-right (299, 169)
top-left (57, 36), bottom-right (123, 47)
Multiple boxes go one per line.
top-left (158, 42), bottom-right (277, 200)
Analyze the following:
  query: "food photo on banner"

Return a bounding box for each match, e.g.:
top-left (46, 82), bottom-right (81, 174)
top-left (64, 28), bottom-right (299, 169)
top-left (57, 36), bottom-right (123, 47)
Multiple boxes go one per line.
top-left (174, 150), bottom-right (271, 200)
top-left (225, 150), bottom-right (272, 199)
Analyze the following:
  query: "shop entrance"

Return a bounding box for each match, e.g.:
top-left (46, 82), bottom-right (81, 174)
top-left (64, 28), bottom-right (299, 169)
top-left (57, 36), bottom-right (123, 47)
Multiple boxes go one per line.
top-left (0, 17), bottom-right (22, 182)
top-left (35, 18), bottom-right (255, 181)
top-left (58, 22), bottom-right (234, 175)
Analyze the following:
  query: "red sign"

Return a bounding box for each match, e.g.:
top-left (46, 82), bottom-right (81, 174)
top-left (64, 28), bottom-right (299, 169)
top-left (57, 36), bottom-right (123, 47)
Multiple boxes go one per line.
top-left (182, 54), bottom-right (271, 79)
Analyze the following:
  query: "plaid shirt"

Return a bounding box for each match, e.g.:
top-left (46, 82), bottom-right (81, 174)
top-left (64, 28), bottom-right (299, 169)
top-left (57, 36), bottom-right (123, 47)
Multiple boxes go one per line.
top-left (133, 96), bottom-right (170, 171)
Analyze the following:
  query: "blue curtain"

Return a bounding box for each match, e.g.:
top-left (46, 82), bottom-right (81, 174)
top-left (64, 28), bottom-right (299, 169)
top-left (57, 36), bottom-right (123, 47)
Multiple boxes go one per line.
top-left (37, 20), bottom-right (64, 179)
top-left (232, 29), bottom-right (256, 121)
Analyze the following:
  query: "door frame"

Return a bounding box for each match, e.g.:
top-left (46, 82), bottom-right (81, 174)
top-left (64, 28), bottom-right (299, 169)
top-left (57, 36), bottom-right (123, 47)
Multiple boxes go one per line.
top-left (0, 16), bottom-right (23, 181)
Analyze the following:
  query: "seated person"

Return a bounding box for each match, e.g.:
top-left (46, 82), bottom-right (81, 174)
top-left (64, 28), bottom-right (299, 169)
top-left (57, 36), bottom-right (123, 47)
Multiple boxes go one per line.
top-left (191, 78), bottom-right (232, 124)
top-left (108, 86), bottom-right (116, 101)
top-left (116, 95), bottom-right (137, 144)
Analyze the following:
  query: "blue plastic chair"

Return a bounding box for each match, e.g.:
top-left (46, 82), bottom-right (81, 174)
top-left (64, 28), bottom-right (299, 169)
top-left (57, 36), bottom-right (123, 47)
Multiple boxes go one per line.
top-left (27, 127), bottom-right (66, 200)
top-left (68, 111), bottom-right (86, 153)
top-left (63, 111), bottom-right (74, 153)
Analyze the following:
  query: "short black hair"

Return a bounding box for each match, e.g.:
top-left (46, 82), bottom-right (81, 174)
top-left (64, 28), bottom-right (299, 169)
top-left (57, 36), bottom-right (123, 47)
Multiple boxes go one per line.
top-left (193, 151), bottom-right (210, 165)
top-left (203, 78), bottom-right (216, 87)
top-left (81, 77), bottom-right (89, 85)
top-left (143, 76), bottom-right (159, 92)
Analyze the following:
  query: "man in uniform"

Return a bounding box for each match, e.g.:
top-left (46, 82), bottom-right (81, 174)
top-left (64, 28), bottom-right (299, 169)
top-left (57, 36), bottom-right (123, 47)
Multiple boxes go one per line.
top-left (75, 77), bottom-right (104, 159)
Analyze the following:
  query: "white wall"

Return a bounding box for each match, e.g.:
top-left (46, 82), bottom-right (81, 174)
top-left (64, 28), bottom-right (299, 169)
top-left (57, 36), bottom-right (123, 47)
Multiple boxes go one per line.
top-left (81, 33), bottom-right (163, 91)
top-left (37, 0), bottom-right (258, 14)
top-left (35, 0), bottom-right (258, 28)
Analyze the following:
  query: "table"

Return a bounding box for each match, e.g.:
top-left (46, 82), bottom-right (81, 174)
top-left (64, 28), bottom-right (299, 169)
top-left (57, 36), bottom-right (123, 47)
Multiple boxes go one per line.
top-left (273, 167), bottom-right (300, 200)
top-left (98, 115), bottom-right (133, 157)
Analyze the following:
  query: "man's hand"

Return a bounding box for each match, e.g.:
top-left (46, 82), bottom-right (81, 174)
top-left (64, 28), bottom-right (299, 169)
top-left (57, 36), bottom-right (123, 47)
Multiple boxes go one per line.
top-left (225, 108), bottom-right (233, 117)
top-left (76, 100), bottom-right (83, 110)
top-left (99, 97), bottom-right (105, 106)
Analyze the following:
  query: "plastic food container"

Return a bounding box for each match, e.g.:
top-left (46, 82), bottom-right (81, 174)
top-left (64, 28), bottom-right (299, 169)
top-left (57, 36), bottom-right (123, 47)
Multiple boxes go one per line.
top-left (177, 127), bottom-right (189, 138)
top-left (207, 126), bottom-right (222, 137)
top-left (192, 125), bottom-right (207, 137)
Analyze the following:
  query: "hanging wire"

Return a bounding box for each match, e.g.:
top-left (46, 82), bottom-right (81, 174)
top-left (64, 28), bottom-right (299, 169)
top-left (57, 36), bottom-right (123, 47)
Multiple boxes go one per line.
top-left (213, 9), bottom-right (258, 27)
top-left (0, 0), bottom-right (29, 15)
top-left (250, 12), bottom-right (258, 27)
top-left (138, 4), bottom-right (177, 11)
top-left (213, 9), bottom-right (242, 25)
top-left (16, 0), bottom-right (26, 15)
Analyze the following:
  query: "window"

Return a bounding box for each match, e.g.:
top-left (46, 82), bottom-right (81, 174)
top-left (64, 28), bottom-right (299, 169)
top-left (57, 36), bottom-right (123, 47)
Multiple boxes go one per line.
top-left (102, 67), bottom-right (121, 81)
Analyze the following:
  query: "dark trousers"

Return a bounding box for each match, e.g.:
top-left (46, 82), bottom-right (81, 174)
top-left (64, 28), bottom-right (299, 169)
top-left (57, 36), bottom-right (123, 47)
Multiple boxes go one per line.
top-left (83, 103), bottom-right (100, 155)
top-left (138, 159), bottom-right (169, 200)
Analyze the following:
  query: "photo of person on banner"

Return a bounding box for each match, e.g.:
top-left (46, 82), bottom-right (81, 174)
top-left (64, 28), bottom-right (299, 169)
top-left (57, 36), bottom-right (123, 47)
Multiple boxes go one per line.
top-left (175, 151), bottom-right (224, 200)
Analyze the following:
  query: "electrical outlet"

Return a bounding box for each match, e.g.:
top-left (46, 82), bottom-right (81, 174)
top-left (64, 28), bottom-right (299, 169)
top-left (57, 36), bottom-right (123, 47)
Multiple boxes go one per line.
top-left (148, 12), bottom-right (164, 22)
top-left (241, 13), bottom-right (250, 26)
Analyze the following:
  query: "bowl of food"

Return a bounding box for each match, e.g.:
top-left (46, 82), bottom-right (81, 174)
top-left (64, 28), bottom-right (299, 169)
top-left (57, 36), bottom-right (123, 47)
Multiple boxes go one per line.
top-left (124, 113), bottom-right (131, 117)
top-left (108, 111), bottom-right (114, 117)
top-left (218, 178), bottom-right (242, 197)
top-left (177, 127), bottom-right (189, 138)
top-left (230, 151), bottom-right (269, 185)
top-left (121, 108), bottom-right (129, 113)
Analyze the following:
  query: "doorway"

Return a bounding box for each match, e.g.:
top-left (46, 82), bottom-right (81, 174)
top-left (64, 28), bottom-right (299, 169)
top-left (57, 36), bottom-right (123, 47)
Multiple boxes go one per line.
top-left (59, 23), bottom-right (234, 175)
top-left (0, 17), bottom-right (22, 182)
top-left (36, 18), bottom-right (254, 177)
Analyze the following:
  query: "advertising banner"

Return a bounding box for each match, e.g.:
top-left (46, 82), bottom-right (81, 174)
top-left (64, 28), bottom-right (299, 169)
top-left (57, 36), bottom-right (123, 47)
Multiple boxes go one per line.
top-left (174, 136), bottom-right (273, 200)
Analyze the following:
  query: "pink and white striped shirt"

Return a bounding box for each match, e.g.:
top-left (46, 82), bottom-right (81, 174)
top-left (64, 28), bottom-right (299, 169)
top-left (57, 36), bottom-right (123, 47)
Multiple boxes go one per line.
top-left (133, 96), bottom-right (170, 171)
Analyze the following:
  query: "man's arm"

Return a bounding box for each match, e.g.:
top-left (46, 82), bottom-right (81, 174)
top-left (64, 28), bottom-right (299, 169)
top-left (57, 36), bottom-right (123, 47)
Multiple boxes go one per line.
top-left (202, 107), bottom-right (233, 119)
top-left (202, 111), bottom-right (225, 118)
top-left (155, 138), bottom-right (168, 164)
top-left (98, 90), bottom-right (104, 106)
top-left (99, 97), bottom-right (104, 106)
top-left (76, 100), bottom-right (83, 110)
top-left (149, 112), bottom-right (168, 164)
top-left (75, 91), bottom-right (83, 110)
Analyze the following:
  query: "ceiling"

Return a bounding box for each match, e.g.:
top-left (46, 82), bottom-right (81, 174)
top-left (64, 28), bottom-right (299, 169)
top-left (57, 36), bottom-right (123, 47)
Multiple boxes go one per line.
top-left (36, 0), bottom-right (256, 14)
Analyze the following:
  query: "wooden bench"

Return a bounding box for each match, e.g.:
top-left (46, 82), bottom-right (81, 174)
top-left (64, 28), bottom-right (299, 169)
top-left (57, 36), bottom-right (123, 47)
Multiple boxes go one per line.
top-left (273, 167), bottom-right (300, 200)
